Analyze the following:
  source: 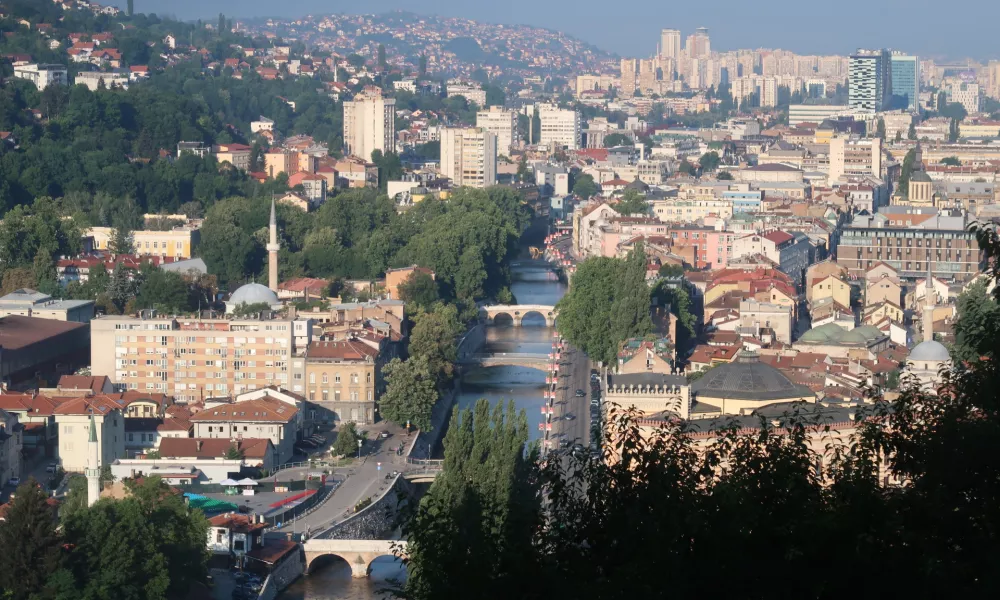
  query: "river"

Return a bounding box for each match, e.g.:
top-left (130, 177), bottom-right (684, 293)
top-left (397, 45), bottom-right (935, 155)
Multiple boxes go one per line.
top-left (281, 259), bottom-right (568, 599)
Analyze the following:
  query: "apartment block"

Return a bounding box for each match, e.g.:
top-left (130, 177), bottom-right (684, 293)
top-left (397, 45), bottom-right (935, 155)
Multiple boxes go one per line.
top-left (849, 49), bottom-right (892, 111)
top-left (91, 314), bottom-right (312, 403)
top-left (212, 143), bottom-right (252, 171)
top-left (440, 127), bottom-right (497, 188)
top-left (13, 63), bottom-right (67, 90)
top-left (829, 136), bottom-right (882, 183)
top-left (538, 105), bottom-right (581, 150)
top-left (343, 86), bottom-right (396, 161)
top-left (304, 338), bottom-right (390, 425)
top-left (620, 58), bottom-right (636, 97)
top-left (87, 226), bottom-right (200, 259)
top-left (476, 106), bottom-right (517, 155)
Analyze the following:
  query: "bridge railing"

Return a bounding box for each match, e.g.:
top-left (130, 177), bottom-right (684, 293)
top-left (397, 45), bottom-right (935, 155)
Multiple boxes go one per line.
top-left (406, 458), bottom-right (444, 466)
top-left (464, 352), bottom-right (550, 360)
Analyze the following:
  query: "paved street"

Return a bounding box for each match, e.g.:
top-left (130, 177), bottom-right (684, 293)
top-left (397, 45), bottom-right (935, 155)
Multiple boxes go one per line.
top-left (546, 344), bottom-right (591, 453)
top-left (272, 420), bottom-right (412, 536)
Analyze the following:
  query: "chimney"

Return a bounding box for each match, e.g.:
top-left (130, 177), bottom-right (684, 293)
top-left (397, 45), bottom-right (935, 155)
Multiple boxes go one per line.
top-left (196, 440), bottom-right (202, 452)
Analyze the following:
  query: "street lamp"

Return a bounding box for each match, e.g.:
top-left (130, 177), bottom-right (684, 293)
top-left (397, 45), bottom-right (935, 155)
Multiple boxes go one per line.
top-left (357, 438), bottom-right (363, 459)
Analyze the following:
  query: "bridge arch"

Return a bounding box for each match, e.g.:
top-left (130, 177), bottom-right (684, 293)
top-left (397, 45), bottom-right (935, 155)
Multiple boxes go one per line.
top-left (481, 305), bottom-right (557, 327)
top-left (303, 540), bottom-right (407, 579)
top-left (491, 312), bottom-right (515, 327)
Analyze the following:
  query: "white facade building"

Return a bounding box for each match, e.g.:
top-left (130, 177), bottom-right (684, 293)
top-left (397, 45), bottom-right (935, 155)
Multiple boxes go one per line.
top-left (476, 106), bottom-right (518, 155)
top-left (440, 127), bottom-right (498, 188)
top-left (13, 63), bottom-right (68, 90)
top-left (343, 87), bottom-right (396, 161)
top-left (538, 105), bottom-right (582, 150)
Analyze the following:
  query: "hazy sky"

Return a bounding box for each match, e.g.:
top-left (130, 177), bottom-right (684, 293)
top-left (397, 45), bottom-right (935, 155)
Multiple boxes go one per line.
top-left (129, 1), bottom-right (999, 60)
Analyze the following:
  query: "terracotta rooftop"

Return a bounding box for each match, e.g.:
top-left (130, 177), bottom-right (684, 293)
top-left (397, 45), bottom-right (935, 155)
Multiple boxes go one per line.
top-left (158, 437), bottom-right (273, 460)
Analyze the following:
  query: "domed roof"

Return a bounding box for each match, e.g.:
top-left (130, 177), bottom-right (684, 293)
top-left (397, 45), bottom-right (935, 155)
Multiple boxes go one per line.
top-left (908, 340), bottom-right (950, 363)
top-left (692, 352), bottom-right (815, 402)
top-left (798, 323), bottom-right (884, 345)
top-left (228, 283), bottom-right (279, 310)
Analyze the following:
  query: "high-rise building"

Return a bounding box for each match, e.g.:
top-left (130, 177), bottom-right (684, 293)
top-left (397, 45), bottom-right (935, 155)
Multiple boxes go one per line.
top-left (890, 53), bottom-right (919, 111)
top-left (945, 79), bottom-right (981, 114)
top-left (538, 105), bottom-right (582, 150)
top-left (620, 58), bottom-right (637, 97)
top-left (343, 86), bottom-right (396, 161)
top-left (660, 29), bottom-right (681, 61)
top-left (476, 106), bottom-right (517, 155)
top-left (987, 61), bottom-right (1000, 101)
top-left (849, 49), bottom-right (892, 111)
top-left (91, 311), bottom-right (311, 402)
top-left (639, 58), bottom-right (657, 94)
top-left (829, 136), bottom-right (882, 182)
top-left (440, 127), bottom-right (497, 188)
top-left (686, 27), bottom-right (710, 59)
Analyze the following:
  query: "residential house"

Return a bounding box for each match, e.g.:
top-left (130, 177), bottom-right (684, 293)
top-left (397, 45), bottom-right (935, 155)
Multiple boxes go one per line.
top-left (305, 338), bottom-right (386, 425)
top-left (190, 396), bottom-right (298, 464)
top-left (207, 513), bottom-right (266, 567)
top-left (53, 395), bottom-right (127, 472)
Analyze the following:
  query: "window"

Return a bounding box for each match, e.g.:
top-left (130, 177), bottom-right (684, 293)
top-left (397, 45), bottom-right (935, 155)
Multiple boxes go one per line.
top-left (351, 373), bottom-right (358, 384)
top-left (309, 373), bottom-right (315, 384)
top-left (366, 372), bottom-right (372, 384)
top-left (322, 373), bottom-right (328, 384)
top-left (334, 373), bottom-right (341, 384)
top-left (216, 530), bottom-right (225, 543)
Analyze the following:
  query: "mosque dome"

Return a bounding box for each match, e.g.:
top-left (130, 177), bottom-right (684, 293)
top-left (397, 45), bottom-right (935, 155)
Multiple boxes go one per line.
top-left (227, 283), bottom-right (279, 312)
top-left (692, 351), bottom-right (814, 402)
top-left (908, 340), bottom-right (950, 363)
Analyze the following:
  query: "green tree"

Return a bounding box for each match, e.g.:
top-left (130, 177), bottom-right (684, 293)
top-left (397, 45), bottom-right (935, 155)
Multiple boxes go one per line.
top-left (531, 108), bottom-right (541, 144)
top-left (57, 477), bottom-right (208, 600)
top-left (678, 160), bottom-right (697, 176)
top-left (941, 156), bottom-right (962, 167)
top-left (224, 444), bottom-right (244, 460)
top-left (402, 399), bottom-right (538, 599)
top-left (556, 245), bottom-right (652, 365)
top-left (107, 263), bottom-right (142, 313)
top-left (0, 478), bottom-right (62, 600)
top-left (951, 279), bottom-right (1000, 364)
top-left (516, 155), bottom-right (534, 183)
top-left (419, 54), bottom-right (428, 77)
top-left (61, 476), bottom-right (90, 523)
top-left (398, 270), bottom-right (440, 312)
top-left (876, 117), bottom-right (886, 139)
top-left (698, 151), bottom-right (721, 172)
top-left (908, 121), bottom-right (917, 140)
top-left (409, 303), bottom-right (464, 386)
top-left (332, 421), bottom-right (364, 456)
top-left (602, 133), bottom-right (631, 147)
top-left (898, 148), bottom-right (917, 197)
top-left (572, 173), bottom-right (598, 199)
top-left (717, 171), bottom-right (734, 180)
top-left (136, 267), bottom-right (191, 313)
top-left (380, 356), bottom-right (439, 430)
top-left (615, 188), bottom-right (648, 216)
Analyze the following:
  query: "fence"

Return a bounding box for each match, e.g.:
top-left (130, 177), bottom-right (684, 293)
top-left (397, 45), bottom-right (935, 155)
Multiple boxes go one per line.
top-left (172, 479), bottom-right (317, 495)
top-left (265, 479), bottom-right (340, 528)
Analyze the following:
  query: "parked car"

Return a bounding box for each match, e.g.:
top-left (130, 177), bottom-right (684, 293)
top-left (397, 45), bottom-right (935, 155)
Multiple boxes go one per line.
top-left (574, 389), bottom-right (586, 397)
top-left (7, 477), bottom-right (20, 487)
top-left (564, 414), bottom-right (576, 421)
top-left (45, 462), bottom-right (58, 473)
top-left (379, 430), bottom-right (392, 439)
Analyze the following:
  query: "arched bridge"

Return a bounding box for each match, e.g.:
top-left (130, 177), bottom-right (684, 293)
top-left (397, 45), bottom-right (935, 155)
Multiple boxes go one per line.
top-left (402, 458), bottom-right (443, 483)
top-left (458, 353), bottom-right (552, 369)
top-left (303, 539), bottom-right (407, 578)
top-left (481, 304), bottom-right (557, 327)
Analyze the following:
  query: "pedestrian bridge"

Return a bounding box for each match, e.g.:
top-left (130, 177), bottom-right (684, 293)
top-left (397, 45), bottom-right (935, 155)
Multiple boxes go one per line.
top-left (458, 352), bottom-right (551, 369)
top-left (303, 539), bottom-right (408, 578)
top-left (481, 304), bottom-right (557, 327)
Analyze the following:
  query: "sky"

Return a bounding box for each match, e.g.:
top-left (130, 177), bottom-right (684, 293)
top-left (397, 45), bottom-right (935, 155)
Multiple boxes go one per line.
top-left (130, 1), bottom-right (1000, 61)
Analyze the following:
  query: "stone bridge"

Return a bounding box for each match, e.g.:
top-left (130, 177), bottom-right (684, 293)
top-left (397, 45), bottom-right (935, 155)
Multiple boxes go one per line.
top-left (302, 539), bottom-right (407, 578)
top-left (458, 352), bottom-right (552, 369)
top-left (402, 458), bottom-right (443, 483)
top-left (480, 304), bottom-right (557, 327)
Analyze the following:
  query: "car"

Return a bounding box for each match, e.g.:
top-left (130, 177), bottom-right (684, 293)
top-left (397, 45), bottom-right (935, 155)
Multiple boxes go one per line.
top-left (7, 477), bottom-right (20, 487)
top-left (564, 414), bottom-right (576, 421)
top-left (45, 462), bottom-right (58, 473)
top-left (558, 439), bottom-right (570, 448)
top-left (379, 430), bottom-right (391, 439)
top-left (574, 389), bottom-right (586, 397)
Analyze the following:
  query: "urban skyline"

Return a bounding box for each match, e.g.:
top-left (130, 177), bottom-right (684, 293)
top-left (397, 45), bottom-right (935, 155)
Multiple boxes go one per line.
top-left (139, 0), bottom-right (1000, 60)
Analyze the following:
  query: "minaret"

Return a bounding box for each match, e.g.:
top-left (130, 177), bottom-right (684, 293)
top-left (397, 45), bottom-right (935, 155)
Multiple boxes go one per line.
top-left (85, 413), bottom-right (100, 507)
top-left (267, 198), bottom-right (280, 292)
top-left (923, 266), bottom-right (935, 343)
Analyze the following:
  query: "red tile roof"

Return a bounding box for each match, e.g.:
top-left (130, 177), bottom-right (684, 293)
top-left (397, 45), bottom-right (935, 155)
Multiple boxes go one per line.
top-left (762, 230), bottom-right (794, 245)
top-left (308, 339), bottom-right (379, 361)
top-left (189, 397), bottom-right (297, 423)
top-left (158, 437), bottom-right (273, 460)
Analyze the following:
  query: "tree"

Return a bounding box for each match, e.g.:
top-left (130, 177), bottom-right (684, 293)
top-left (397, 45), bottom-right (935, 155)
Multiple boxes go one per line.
top-left (419, 54), bottom-right (428, 77)
top-left (224, 444), bottom-right (244, 460)
top-left (531, 108), bottom-right (541, 144)
top-left (602, 133), bottom-right (631, 147)
top-left (716, 171), bottom-right (734, 180)
top-left (377, 44), bottom-right (387, 69)
top-left (698, 151), bottom-right (721, 172)
top-left (516, 155), bottom-right (534, 183)
top-left (380, 357), bottom-right (439, 430)
top-left (949, 118), bottom-right (961, 143)
top-left (556, 245), bottom-right (652, 365)
top-left (941, 156), bottom-right (962, 167)
top-left (951, 279), bottom-right (1000, 364)
top-left (136, 268), bottom-right (191, 313)
top-left (678, 160), bottom-right (697, 176)
top-left (615, 188), bottom-right (648, 216)
top-left (0, 479), bottom-right (61, 600)
top-left (332, 421), bottom-right (364, 456)
top-left (57, 477), bottom-right (208, 599)
top-left (107, 263), bottom-right (142, 313)
top-left (231, 301), bottom-right (272, 317)
top-left (409, 303), bottom-right (464, 386)
top-left (572, 173), bottom-right (598, 199)
top-left (876, 117), bottom-right (886, 140)
top-left (898, 148), bottom-right (917, 197)
top-left (402, 399), bottom-right (537, 599)
top-left (218, 12), bottom-right (226, 33)
top-left (398, 270), bottom-right (440, 312)
top-left (908, 121), bottom-right (917, 140)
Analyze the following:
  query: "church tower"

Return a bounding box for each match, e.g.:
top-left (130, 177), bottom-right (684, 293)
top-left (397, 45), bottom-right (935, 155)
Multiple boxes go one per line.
top-left (85, 413), bottom-right (100, 507)
top-left (267, 198), bottom-right (280, 292)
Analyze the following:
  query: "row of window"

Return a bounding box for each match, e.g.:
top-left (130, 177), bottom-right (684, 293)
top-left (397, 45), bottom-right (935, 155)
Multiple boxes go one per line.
top-left (307, 372), bottom-right (369, 384)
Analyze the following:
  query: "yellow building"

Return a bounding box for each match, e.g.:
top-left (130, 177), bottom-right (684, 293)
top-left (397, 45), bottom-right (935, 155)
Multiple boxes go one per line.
top-left (810, 274), bottom-right (851, 309)
top-left (87, 226), bottom-right (200, 259)
top-left (958, 121), bottom-right (1000, 138)
top-left (304, 338), bottom-right (388, 424)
